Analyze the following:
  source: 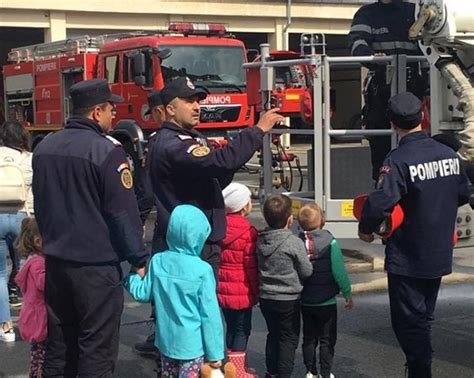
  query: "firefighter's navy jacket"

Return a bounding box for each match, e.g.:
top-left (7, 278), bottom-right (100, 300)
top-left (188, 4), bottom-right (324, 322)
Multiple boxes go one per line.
top-left (359, 131), bottom-right (470, 279)
top-left (149, 121), bottom-right (264, 245)
top-left (348, 1), bottom-right (420, 57)
top-left (32, 116), bottom-right (148, 267)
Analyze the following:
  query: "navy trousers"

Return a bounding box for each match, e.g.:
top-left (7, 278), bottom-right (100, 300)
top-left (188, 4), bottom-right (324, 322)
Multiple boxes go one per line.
top-left (43, 256), bottom-right (124, 377)
top-left (387, 273), bottom-right (441, 377)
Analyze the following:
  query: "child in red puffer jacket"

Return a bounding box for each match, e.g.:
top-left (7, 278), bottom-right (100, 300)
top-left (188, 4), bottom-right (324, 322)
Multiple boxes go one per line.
top-left (219, 183), bottom-right (259, 378)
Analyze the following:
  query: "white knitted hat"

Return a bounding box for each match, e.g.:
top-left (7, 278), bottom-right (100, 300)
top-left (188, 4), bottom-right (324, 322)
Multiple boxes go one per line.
top-left (222, 182), bottom-right (252, 214)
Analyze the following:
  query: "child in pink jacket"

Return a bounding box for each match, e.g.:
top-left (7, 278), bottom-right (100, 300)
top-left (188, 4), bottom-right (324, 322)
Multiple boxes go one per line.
top-left (14, 218), bottom-right (46, 378)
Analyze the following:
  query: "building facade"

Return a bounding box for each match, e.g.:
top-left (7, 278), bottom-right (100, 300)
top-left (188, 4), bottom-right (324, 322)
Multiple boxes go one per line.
top-left (0, 0), bottom-right (373, 128)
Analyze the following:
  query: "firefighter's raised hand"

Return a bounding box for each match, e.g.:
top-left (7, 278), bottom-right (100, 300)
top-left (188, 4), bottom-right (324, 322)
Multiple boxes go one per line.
top-left (256, 108), bottom-right (285, 133)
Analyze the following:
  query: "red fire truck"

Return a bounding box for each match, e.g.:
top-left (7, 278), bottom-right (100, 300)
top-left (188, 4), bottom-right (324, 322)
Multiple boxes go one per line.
top-left (2, 23), bottom-right (253, 161)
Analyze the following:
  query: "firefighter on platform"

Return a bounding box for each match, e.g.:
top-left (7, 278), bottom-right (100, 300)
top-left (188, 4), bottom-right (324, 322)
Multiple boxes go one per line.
top-left (32, 78), bottom-right (148, 376)
top-left (358, 92), bottom-right (470, 377)
top-left (348, 0), bottom-right (428, 181)
top-left (148, 77), bottom-right (284, 274)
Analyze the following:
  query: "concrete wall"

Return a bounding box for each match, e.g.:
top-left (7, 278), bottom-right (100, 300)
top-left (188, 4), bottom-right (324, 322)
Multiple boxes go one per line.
top-left (0, 1), bottom-right (363, 43)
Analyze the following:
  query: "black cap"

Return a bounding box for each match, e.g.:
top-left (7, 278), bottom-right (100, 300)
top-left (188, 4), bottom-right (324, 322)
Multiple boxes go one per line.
top-left (70, 78), bottom-right (124, 109)
top-left (387, 92), bottom-right (422, 129)
top-left (145, 91), bottom-right (163, 115)
top-left (160, 77), bottom-right (207, 106)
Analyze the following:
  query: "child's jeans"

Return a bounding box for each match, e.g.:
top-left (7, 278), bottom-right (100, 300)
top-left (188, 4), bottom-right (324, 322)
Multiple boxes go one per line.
top-left (0, 212), bottom-right (27, 322)
top-left (30, 341), bottom-right (46, 377)
top-left (222, 307), bottom-right (252, 352)
top-left (301, 304), bottom-right (337, 378)
top-left (259, 298), bottom-right (300, 378)
top-left (161, 354), bottom-right (204, 378)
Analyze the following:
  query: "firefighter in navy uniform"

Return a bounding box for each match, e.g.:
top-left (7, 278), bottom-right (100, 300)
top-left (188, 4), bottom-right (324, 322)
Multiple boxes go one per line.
top-left (133, 90), bottom-right (166, 357)
top-left (348, 0), bottom-right (428, 181)
top-left (148, 77), bottom-right (284, 273)
top-left (358, 92), bottom-right (470, 378)
top-left (32, 79), bottom-right (148, 377)
top-left (135, 91), bottom-right (166, 224)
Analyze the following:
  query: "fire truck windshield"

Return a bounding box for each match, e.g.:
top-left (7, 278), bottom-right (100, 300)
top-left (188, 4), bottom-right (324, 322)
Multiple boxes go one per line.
top-left (160, 45), bottom-right (246, 93)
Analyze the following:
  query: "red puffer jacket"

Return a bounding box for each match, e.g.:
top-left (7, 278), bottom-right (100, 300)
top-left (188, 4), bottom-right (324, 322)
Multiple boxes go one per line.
top-left (218, 214), bottom-right (259, 309)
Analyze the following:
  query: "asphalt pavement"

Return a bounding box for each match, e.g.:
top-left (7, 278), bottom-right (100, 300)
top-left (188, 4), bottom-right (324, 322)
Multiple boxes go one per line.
top-left (2, 283), bottom-right (473, 377)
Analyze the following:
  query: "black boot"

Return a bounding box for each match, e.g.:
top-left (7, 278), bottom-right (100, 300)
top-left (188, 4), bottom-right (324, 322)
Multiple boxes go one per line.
top-left (134, 332), bottom-right (160, 356)
top-left (407, 362), bottom-right (432, 378)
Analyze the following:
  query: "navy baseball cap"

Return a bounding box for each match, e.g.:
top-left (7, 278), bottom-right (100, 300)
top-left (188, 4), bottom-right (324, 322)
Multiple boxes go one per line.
top-left (387, 92), bottom-right (422, 129)
top-left (145, 91), bottom-right (163, 115)
top-left (70, 78), bottom-right (124, 109)
top-left (160, 77), bottom-right (207, 106)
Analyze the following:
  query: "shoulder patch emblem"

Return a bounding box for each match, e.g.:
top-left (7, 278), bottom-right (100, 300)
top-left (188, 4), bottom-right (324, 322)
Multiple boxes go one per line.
top-left (192, 146), bottom-right (210, 158)
top-left (178, 135), bottom-right (193, 141)
top-left (106, 135), bottom-right (122, 146)
top-left (120, 169), bottom-right (133, 189)
top-left (117, 162), bottom-right (133, 189)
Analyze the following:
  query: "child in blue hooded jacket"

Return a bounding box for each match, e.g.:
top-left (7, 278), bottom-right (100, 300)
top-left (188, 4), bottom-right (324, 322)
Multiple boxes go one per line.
top-left (124, 204), bottom-right (224, 377)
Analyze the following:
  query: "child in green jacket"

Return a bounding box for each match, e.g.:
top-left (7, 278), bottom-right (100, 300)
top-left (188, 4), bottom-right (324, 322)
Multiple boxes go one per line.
top-left (297, 202), bottom-right (354, 378)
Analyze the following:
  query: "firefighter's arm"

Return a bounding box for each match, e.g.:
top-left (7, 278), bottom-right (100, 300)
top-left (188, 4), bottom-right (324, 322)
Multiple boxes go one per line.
top-left (359, 158), bottom-right (407, 235)
top-left (166, 109), bottom-right (283, 178)
top-left (217, 172), bottom-right (235, 189)
top-left (348, 8), bottom-right (374, 56)
top-left (167, 126), bottom-right (266, 178)
top-left (99, 147), bottom-right (148, 268)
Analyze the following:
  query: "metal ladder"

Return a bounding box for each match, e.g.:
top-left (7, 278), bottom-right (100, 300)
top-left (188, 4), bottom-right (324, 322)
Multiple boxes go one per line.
top-left (8, 35), bottom-right (102, 63)
top-left (243, 38), bottom-right (427, 237)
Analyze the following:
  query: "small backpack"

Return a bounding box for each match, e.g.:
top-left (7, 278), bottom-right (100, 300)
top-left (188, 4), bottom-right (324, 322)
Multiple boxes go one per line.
top-left (0, 156), bottom-right (27, 210)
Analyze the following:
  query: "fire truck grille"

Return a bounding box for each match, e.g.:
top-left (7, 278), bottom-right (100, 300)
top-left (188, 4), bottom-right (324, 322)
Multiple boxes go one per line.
top-left (200, 105), bottom-right (241, 123)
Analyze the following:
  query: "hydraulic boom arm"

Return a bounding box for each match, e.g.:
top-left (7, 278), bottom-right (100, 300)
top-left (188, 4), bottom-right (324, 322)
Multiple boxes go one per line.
top-left (411, 0), bottom-right (474, 163)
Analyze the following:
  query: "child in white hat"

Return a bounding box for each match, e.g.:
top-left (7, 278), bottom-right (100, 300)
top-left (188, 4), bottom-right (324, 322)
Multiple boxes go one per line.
top-left (219, 183), bottom-right (259, 378)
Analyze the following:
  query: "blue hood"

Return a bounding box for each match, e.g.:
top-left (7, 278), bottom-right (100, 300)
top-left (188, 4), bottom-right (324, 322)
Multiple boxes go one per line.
top-left (166, 205), bottom-right (211, 256)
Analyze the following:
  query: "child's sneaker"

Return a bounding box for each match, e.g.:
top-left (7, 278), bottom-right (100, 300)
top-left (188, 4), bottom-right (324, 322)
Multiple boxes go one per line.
top-left (0, 322), bottom-right (15, 342)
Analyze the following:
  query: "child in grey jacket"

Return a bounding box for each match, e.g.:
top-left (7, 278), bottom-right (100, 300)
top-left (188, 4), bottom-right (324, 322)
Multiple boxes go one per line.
top-left (257, 194), bottom-right (313, 378)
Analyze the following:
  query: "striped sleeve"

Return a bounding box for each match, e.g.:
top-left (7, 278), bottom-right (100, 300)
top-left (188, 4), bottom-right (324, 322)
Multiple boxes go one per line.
top-left (348, 8), bottom-right (374, 56)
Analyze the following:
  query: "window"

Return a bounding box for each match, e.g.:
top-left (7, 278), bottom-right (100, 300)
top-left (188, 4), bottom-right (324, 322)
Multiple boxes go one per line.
top-left (144, 52), bottom-right (153, 87)
top-left (160, 45), bottom-right (245, 90)
top-left (105, 55), bottom-right (119, 84)
top-left (123, 54), bottom-right (130, 83)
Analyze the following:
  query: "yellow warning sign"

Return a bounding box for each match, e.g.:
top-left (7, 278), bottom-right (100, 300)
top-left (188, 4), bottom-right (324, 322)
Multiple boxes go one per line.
top-left (341, 201), bottom-right (354, 218)
top-left (285, 94), bottom-right (300, 101)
